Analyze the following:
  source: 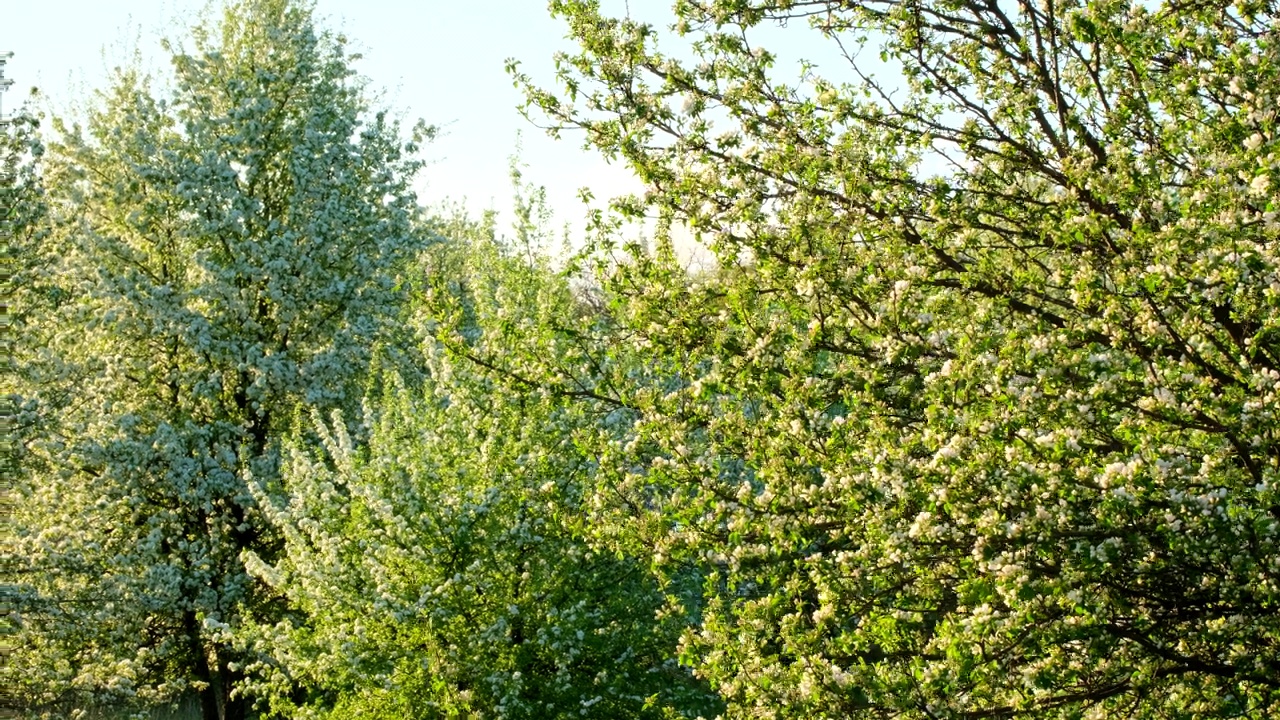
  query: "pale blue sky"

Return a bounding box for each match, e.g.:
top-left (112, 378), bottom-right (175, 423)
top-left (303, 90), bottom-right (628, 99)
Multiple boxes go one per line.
top-left (2, 0), bottom-right (651, 233)
top-left (2, 1), bottom-right (867, 239)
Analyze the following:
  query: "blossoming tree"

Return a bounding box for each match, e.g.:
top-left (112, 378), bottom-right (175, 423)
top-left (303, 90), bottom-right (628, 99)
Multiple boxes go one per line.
top-left (511, 0), bottom-right (1280, 717)
top-left (5, 1), bottom-right (427, 717)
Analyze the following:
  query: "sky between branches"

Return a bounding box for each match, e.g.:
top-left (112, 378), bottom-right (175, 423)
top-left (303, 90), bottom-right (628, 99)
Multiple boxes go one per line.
top-left (3, 0), bottom-right (858, 249)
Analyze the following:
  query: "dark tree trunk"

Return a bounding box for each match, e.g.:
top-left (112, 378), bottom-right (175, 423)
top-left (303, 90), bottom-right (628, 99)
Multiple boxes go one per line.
top-left (219, 655), bottom-right (249, 720)
top-left (185, 611), bottom-right (249, 720)
top-left (185, 611), bottom-right (221, 720)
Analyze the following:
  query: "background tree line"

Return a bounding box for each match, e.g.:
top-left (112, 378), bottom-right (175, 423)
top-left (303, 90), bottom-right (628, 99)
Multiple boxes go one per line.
top-left (4, 0), bottom-right (1276, 718)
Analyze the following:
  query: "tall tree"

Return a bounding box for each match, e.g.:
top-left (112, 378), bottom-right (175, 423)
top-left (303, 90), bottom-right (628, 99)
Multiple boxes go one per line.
top-left (5, 1), bottom-right (427, 717)
top-left (512, 0), bottom-right (1280, 717)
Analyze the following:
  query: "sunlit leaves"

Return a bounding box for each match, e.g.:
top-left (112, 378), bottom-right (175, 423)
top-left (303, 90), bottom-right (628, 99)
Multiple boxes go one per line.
top-left (240, 206), bottom-right (720, 719)
top-left (516, 0), bottom-right (1280, 717)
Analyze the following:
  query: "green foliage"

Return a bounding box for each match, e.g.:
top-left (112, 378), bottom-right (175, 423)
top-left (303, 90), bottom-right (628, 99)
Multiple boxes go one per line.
top-left (2, 86), bottom-right (57, 720)
top-left (2, 98), bottom-right (49, 486)
top-left (11, 0), bottom-right (1280, 718)
top-left (4, 1), bottom-right (426, 716)
top-left (511, 0), bottom-right (1280, 717)
top-left (239, 203), bottom-right (720, 719)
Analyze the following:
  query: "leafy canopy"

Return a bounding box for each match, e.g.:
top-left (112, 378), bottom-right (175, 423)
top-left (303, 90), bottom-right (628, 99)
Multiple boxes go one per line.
top-left (239, 200), bottom-right (721, 719)
top-left (509, 0), bottom-right (1280, 717)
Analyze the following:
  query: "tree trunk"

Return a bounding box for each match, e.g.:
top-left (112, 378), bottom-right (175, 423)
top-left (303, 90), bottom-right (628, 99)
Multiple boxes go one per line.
top-left (186, 611), bottom-right (249, 720)
top-left (218, 655), bottom-right (248, 720)
top-left (185, 612), bottom-right (221, 720)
